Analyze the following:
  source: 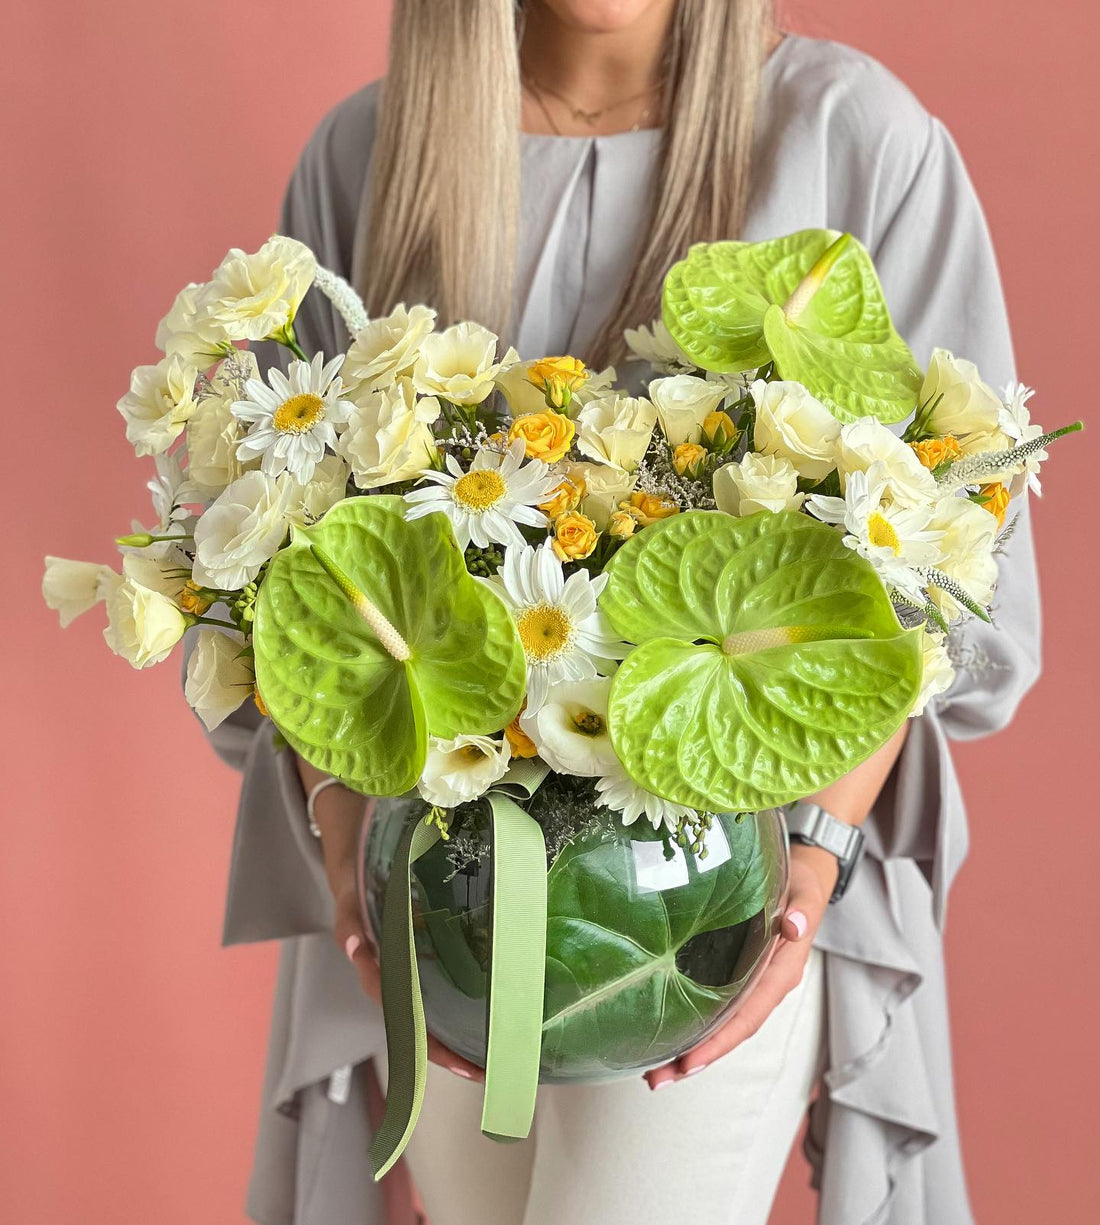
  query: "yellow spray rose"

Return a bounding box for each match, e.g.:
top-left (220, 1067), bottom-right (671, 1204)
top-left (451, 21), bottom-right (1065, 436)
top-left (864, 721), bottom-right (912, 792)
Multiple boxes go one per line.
top-left (626, 490), bottom-right (680, 526)
top-left (910, 435), bottom-right (961, 470)
top-left (527, 356), bottom-right (588, 409)
top-left (607, 510), bottom-right (638, 539)
top-left (703, 409), bottom-right (739, 448)
top-left (672, 442), bottom-right (707, 477)
top-left (551, 510), bottom-right (600, 561)
top-left (508, 410), bottom-right (575, 464)
top-left (538, 473), bottom-right (586, 519)
top-left (505, 714), bottom-right (538, 759)
top-left (977, 481), bottom-right (1010, 527)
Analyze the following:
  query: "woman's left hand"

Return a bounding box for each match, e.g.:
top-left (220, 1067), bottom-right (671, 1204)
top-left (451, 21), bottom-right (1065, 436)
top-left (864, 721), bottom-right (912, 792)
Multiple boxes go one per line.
top-left (644, 843), bottom-right (838, 1091)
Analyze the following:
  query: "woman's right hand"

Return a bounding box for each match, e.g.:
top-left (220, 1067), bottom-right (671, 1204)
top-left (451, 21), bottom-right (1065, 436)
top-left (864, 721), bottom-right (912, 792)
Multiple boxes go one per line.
top-left (297, 754), bottom-right (484, 1082)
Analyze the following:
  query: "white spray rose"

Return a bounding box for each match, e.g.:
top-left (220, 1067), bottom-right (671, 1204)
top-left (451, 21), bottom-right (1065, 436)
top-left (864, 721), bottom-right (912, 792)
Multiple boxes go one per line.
top-left (927, 495), bottom-right (998, 621)
top-left (521, 679), bottom-right (619, 777)
top-left (836, 417), bottom-right (937, 509)
top-left (201, 235), bottom-right (317, 343)
top-left (751, 379), bottom-right (841, 481)
top-left (42, 558), bottom-right (120, 628)
top-left (920, 349), bottom-right (1003, 439)
top-left (417, 735), bottom-right (512, 807)
top-left (102, 578), bottom-right (188, 669)
top-left (911, 632), bottom-right (956, 717)
top-left (184, 628), bottom-right (255, 731)
top-left (344, 303), bottom-right (437, 393)
top-left (576, 395), bottom-right (656, 472)
top-left (413, 322), bottom-right (506, 406)
top-left (341, 380), bottom-right (441, 489)
top-left (191, 470), bottom-right (296, 590)
top-left (713, 452), bottom-right (804, 516)
top-left (649, 375), bottom-right (728, 446)
top-left (117, 353), bottom-right (199, 456)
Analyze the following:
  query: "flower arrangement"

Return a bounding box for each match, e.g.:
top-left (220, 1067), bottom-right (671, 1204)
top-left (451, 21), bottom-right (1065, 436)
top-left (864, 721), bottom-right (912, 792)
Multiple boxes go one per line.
top-left (43, 228), bottom-right (1078, 1176)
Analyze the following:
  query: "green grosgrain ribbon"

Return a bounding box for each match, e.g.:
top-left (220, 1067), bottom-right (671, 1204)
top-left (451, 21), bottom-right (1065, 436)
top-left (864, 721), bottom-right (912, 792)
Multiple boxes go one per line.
top-left (369, 760), bottom-right (550, 1180)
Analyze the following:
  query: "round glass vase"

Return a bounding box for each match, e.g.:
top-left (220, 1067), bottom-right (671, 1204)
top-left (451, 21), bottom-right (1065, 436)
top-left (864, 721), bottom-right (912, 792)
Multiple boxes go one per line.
top-left (359, 791), bottom-right (789, 1084)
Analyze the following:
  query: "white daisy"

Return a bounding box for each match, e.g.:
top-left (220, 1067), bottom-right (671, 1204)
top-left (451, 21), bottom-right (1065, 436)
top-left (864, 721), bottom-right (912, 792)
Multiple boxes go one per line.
top-left (999, 381), bottom-right (1046, 495)
top-left (594, 764), bottom-right (697, 833)
top-left (232, 351), bottom-right (354, 484)
top-left (806, 463), bottom-right (943, 604)
top-left (493, 540), bottom-right (629, 712)
top-left (403, 440), bottom-right (558, 550)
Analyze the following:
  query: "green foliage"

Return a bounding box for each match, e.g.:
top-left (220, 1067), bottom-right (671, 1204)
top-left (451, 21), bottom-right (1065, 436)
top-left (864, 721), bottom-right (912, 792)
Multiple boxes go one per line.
top-left (662, 229), bottom-right (923, 423)
top-left (253, 496), bottom-right (525, 795)
top-left (600, 509), bottom-right (922, 811)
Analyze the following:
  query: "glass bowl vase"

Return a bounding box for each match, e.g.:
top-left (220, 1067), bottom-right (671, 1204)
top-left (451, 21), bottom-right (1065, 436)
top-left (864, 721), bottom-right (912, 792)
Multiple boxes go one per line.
top-left (358, 785), bottom-right (789, 1083)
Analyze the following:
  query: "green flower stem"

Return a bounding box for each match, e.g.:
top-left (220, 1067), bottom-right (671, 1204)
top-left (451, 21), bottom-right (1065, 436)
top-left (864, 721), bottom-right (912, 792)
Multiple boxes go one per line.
top-left (188, 615), bottom-right (241, 631)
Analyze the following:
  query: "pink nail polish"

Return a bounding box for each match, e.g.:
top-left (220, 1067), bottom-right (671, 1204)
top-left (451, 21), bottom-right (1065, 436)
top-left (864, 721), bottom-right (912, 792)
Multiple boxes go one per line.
top-left (787, 910), bottom-right (808, 939)
top-left (451, 1067), bottom-right (475, 1079)
top-left (650, 1078), bottom-right (671, 1091)
top-left (345, 934), bottom-right (362, 961)
top-left (683, 1063), bottom-right (707, 1077)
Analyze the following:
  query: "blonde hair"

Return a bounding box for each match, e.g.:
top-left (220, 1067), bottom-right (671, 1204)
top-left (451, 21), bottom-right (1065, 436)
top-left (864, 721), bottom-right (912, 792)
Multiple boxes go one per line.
top-left (353, 0), bottom-right (774, 366)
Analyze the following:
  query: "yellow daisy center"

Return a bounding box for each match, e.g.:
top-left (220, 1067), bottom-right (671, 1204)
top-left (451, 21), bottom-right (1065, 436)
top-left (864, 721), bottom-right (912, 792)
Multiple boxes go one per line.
top-left (867, 511), bottom-right (901, 554)
top-left (273, 392), bottom-right (326, 434)
top-left (453, 469), bottom-right (507, 512)
top-left (571, 709), bottom-right (606, 737)
top-left (516, 604), bottom-right (573, 660)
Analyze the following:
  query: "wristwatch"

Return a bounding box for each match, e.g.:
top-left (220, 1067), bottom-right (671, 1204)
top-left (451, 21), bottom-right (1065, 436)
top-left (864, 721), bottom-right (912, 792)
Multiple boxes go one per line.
top-left (785, 801), bottom-right (865, 903)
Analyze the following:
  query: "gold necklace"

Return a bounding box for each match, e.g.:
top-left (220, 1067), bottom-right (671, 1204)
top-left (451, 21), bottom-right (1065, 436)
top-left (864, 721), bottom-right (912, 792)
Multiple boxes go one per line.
top-left (521, 70), bottom-right (665, 134)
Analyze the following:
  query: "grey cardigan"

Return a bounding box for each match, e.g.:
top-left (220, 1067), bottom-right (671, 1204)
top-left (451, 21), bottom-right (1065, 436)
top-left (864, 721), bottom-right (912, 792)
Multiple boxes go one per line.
top-left (196, 35), bottom-right (1042, 1225)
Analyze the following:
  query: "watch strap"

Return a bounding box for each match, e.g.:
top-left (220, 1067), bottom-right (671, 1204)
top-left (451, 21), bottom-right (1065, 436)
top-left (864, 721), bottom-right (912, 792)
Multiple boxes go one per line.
top-left (785, 801), bottom-right (865, 902)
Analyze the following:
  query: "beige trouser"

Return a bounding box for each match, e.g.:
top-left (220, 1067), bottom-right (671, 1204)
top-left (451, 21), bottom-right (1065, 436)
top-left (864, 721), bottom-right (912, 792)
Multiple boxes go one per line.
top-left (388, 946), bottom-right (825, 1225)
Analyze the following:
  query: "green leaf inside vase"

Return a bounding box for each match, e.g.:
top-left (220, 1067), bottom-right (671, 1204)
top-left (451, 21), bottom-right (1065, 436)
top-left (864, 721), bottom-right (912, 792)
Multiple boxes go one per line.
top-left (600, 509), bottom-right (922, 811)
top-left (253, 495), bottom-right (526, 795)
top-left (661, 229), bottom-right (923, 423)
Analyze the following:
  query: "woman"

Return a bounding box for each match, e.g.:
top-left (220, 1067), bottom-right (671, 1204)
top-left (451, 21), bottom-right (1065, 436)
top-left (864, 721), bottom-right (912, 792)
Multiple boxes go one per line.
top-left (200, 2), bottom-right (1041, 1223)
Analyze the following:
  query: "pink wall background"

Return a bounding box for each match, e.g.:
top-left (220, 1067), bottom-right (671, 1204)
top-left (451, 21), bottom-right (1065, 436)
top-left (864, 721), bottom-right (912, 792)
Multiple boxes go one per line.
top-left (3, 2), bottom-right (1097, 1222)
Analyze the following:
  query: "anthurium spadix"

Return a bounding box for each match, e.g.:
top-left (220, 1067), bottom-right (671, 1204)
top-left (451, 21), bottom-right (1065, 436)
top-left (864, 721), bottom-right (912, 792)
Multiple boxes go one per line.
top-left (661, 229), bottom-right (923, 423)
top-left (599, 509), bottom-right (923, 812)
top-left (252, 495), bottom-right (526, 795)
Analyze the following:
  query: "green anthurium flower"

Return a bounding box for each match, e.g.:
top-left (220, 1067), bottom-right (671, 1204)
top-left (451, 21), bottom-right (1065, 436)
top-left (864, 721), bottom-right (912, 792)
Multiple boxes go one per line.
top-left (253, 495), bottom-right (526, 796)
top-left (661, 229), bottom-right (923, 423)
top-left (600, 509), bottom-right (923, 812)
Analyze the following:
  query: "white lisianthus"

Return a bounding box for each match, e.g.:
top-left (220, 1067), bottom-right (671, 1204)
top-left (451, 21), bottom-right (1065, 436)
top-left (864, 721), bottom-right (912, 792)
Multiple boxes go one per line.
top-left (42, 557), bottom-right (120, 628)
top-left (576, 395), bottom-right (657, 471)
top-left (344, 303), bottom-right (437, 393)
top-left (713, 452), bottom-right (804, 516)
top-left (927, 495), bottom-right (998, 620)
top-left (911, 631), bottom-right (956, 717)
top-left (572, 364), bottom-right (618, 407)
top-left (806, 463), bottom-right (944, 604)
top-left (187, 350), bottom-right (262, 496)
top-left (417, 735), bottom-right (512, 807)
top-left (102, 578), bottom-right (188, 669)
top-left (920, 349), bottom-right (1003, 440)
top-left (751, 379), bottom-right (841, 481)
top-left (649, 375), bottom-right (728, 446)
top-left (341, 379), bottom-right (441, 489)
top-left (836, 417), bottom-right (937, 509)
top-left (155, 282), bottom-right (227, 370)
top-left (623, 318), bottom-right (695, 372)
top-left (201, 235), bottom-right (316, 344)
top-left (556, 461), bottom-right (637, 529)
top-left (191, 470), bottom-right (296, 590)
top-left (998, 381), bottom-right (1046, 494)
top-left (121, 551), bottom-right (190, 603)
top-left (117, 354), bottom-right (199, 456)
top-left (520, 679), bottom-right (619, 776)
top-left (184, 628), bottom-right (255, 731)
top-left (594, 764), bottom-right (696, 832)
top-left (286, 452), bottom-right (350, 524)
top-left (413, 322), bottom-right (506, 406)
top-left (232, 351), bottom-right (355, 485)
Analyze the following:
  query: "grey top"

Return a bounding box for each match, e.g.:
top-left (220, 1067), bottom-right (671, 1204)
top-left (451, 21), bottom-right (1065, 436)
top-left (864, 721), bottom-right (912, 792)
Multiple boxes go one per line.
top-left (198, 33), bottom-right (1041, 1225)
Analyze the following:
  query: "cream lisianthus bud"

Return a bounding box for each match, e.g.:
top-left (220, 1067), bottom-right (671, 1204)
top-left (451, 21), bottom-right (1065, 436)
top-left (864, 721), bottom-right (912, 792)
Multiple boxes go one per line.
top-left (713, 453), bottom-right (804, 517)
top-left (412, 322), bottom-right (506, 406)
top-left (575, 395), bottom-right (656, 471)
top-left (102, 578), bottom-right (188, 669)
top-left (42, 557), bottom-right (120, 628)
top-left (919, 349), bottom-right (1003, 440)
top-left (751, 379), bottom-right (841, 481)
top-left (184, 627), bottom-right (255, 731)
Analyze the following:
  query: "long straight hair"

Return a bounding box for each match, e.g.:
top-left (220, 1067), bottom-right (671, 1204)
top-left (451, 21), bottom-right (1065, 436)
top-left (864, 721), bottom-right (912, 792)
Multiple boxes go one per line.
top-left (352, 0), bottom-right (774, 367)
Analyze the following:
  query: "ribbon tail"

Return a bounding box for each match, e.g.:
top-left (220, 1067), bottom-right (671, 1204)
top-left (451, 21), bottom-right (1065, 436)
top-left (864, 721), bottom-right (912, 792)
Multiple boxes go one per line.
top-left (481, 793), bottom-right (547, 1142)
top-left (369, 817), bottom-right (442, 1181)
